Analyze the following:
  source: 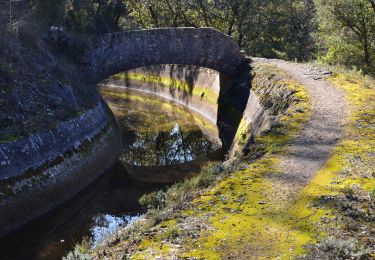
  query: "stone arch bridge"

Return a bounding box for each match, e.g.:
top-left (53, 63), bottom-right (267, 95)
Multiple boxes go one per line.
top-left (85, 27), bottom-right (251, 150)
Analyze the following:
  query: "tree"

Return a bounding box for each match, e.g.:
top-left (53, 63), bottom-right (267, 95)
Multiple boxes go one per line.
top-left (29, 0), bottom-right (66, 26)
top-left (315, 0), bottom-right (375, 72)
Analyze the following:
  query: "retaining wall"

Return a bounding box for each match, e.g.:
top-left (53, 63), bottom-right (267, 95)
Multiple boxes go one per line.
top-left (0, 103), bottom-right (108, 180)
top-left (103, 64), bottom-right (222, 126)
top-left (0, 101), bottom-right (122, 238)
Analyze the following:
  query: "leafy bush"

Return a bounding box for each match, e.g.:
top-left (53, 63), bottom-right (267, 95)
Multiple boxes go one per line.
top-left (163, 226), bottom-right (181, 241)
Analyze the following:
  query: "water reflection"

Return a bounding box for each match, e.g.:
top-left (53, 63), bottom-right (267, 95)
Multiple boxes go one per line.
top-left (104, 87), bottom-right (221, 169)
top-left (0, 85), bottom-right (222, 260)
top-left (91, 214), bottom-right (139, 247)
top-left (122, 124), bottom-right (217, 166)
top-left (0, 163), bottom-right (159, 260)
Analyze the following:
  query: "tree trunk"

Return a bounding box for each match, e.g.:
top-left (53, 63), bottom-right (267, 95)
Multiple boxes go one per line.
top-left (227, 16), bottom-right (235, 36)
top-left (361, 17), bottom-right (371, 67)
top-left (238, 33), bottom-right (244, 48)
top-left (148, 5), bottom-right (159, 27)
top-left (363, 38), bottom-right (371, 67)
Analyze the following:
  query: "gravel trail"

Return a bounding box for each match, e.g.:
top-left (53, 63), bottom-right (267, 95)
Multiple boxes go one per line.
top-left (254, 58), bottom-right (347, 197)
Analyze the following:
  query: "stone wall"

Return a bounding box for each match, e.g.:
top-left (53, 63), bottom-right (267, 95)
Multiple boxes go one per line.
top-left (0, 102), bottom-right (108, 180)
top-left (119, 65), bottom-right (279, 159)
top-left (228, 92), bottom-right (268, 157)
top-left (229, 63), bottom-right (303, 157)
top-left (87, 28), bottom-right (249, 83)
top-left (0, 101), bottom-right (122, 237)
top-left (0, 117), bottom-right (121, 237)
top-left (103, 64), bottom-right (221, 126)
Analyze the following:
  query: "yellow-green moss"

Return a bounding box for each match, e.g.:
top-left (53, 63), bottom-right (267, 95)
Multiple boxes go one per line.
top-left (112, 72), bottom-right (219, 105)
top-left (130, 64), bottom-right (314, 259)
top-left (108, 65), bottom-right (374, 259)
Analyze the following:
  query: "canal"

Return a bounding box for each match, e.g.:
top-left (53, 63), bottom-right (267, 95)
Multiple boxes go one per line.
top-left (0, 84), bottom-right (222, 259)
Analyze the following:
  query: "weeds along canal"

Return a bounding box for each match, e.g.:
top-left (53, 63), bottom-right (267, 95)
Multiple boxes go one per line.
top-left (0, 84), bottom-right (223, 260)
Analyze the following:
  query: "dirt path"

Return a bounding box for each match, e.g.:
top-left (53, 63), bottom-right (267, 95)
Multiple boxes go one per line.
top-left (254, 58), bottom-right (347, 199)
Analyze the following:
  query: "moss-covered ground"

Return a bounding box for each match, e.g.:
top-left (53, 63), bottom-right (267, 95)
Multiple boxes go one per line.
top-left (126, 64), bottom-right (314, 259)
top-left (84, 64), bottom-right (374, 259)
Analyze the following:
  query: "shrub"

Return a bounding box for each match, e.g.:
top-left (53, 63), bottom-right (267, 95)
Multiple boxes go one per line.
top-left (163, 226), bottom-right (181, 241)
top-left (316, 237), bottom-right (372, 258)
top-left (139, 190), bottom-right (166, 210)
top-left (165, 163), bottom-right (223, 208)
top-left (139, 163), bottom-right (224, 211)
top-left (63, 241), bottom-right (92, 260)
top-left (147, 209), bottom-right (170, 225)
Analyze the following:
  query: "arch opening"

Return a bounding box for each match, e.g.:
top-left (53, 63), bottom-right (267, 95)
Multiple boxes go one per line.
top-left (86, 28), bottom-right (251, 151)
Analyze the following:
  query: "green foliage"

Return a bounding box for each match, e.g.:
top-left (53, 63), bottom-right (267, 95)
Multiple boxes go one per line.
top-left (139, 163), bottom-right (225, 210)
top-left (7, 0), bottom-right (375, 74)
top-left (63, 244), bottom-right (92, 260)
top-left (165, 167), bottom-right (217, 207)
top-left (29, 0), bottom-right (66, 26)
top-left (315, 0), bottom-right (375, 74)
top-left (64, 0), bottom-right (129, 33)
top-left (163, 226), bottom-right (181, 240)
top-left (28, 0), bottom-right (129, 33)
top-left (124, 0), bottom-right (316, 61)
top-left (23, 0), bottom-right (315, 61)
top-left (139, 190), bottom-right (166, 210)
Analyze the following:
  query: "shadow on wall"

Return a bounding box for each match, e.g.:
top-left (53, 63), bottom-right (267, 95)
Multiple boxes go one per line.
top-left (217, 70), bottom-right (251, 151)
top-left (105, 63), bottom-right (252, 153)
top-left (122, 64), bottom-right (201, 104)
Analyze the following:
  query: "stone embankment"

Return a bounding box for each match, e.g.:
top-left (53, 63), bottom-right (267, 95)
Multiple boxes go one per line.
top-left (0, 102), bottom-right (107, 180)
top-left (0, 102), bottom-right (121, 238)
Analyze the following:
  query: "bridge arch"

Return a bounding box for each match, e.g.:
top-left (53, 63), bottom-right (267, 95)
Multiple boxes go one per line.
top-left (86, 27), bottom-right (251, 150)
top-left (87, 27), bottom-right (249, 82)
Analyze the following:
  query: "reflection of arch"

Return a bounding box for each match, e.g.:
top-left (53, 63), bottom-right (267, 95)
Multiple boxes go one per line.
top-left (87, 27), bottom-right (251, 150)
top-left (123, 149), bottom-right (223, 184)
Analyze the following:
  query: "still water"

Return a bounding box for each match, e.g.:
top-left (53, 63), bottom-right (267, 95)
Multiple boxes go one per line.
top-left (0, 85), bottom-right (221, 259)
